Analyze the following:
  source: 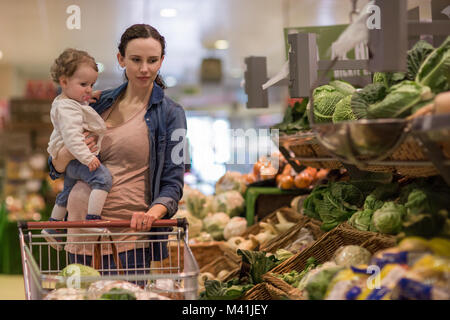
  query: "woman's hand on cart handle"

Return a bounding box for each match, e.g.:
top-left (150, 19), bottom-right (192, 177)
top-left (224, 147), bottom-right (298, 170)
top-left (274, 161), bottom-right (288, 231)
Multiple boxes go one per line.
top-left (131, 205), bottom-right (167, 231)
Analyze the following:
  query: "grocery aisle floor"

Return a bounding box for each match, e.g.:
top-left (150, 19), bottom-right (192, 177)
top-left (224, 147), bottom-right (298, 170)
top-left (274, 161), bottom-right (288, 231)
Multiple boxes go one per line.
top-left (0, 275), bottom-right (25, 300)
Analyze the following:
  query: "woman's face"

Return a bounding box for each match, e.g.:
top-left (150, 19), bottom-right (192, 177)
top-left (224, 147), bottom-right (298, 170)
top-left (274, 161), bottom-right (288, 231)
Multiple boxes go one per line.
top-left (118, 37), bottom-right (164, 88)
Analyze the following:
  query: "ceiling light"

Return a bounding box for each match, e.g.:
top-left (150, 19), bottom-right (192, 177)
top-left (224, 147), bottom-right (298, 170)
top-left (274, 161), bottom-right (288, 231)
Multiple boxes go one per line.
top-left (214, 40), bottom-right (229, 50)
top-left (96, 62), bottom-right (104, 73)
top-left (160, 8), bottom-right (177, 18)
top-left (0, 50), bottom-right (3, 60)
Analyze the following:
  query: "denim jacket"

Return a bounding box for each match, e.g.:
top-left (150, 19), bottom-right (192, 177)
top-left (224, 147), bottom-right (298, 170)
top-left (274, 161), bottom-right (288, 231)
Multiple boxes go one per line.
top-left (48, 81), bottom-right (187, 260)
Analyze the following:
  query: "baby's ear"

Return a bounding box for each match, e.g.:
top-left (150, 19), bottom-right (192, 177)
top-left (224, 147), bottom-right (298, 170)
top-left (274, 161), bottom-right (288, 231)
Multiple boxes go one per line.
top-left (59, 76), bottom-right (67, 88)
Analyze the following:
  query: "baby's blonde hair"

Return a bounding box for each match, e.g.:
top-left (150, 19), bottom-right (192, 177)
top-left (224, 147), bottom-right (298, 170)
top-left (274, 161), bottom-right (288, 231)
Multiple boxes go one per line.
top-left (50, 48), bottom-right (98, 84)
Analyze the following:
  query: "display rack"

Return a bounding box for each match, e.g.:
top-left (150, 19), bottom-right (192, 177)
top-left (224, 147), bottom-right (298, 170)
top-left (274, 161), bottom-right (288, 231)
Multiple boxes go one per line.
top-left (244, 0), bottom-right (450, 184)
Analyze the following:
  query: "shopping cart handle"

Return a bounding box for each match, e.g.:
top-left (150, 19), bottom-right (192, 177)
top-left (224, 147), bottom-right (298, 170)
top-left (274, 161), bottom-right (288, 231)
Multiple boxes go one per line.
top-left (18, 218), bottom-right (188, 230)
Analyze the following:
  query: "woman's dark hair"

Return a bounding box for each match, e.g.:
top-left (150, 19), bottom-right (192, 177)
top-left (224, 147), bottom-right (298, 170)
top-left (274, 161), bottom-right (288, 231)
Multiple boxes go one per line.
top-left (118, 24), bottom-right (166, 89)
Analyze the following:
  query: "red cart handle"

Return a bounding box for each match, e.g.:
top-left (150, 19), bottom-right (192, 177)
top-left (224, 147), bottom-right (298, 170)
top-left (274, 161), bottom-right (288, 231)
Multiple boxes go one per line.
top-left (18, 218), bottom-right (188, 230)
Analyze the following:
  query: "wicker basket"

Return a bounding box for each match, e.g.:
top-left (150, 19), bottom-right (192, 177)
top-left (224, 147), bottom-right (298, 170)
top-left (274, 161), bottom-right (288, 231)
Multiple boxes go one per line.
top-left (280, 130), bottom-right (344, 170)
top-left (262, 273), bottom-right (305, 300)
top-left (390, 136), bottom-right (441, 176)
top-left (289, 142), bottom-right (343, 169)
top-left (258, 224), bottom-right (396, 299)
top-left (241, 207), bottom-right (306, 238)
top-left (260, 219), bottom-right (325, 253)
top-left (200, 254), bottom-right (240, 276)
top-left (240, 283), bottom-right (272, 300)
top-left (270, 223), bottom-right (396, 275)
top-left (168, 241), bottom-right (234, 270)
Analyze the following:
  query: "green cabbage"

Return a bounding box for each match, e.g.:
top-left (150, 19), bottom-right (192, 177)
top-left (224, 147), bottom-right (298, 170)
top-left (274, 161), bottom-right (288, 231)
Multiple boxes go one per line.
top-left (199, 279), bottom-right (253, 300)
top-left (304, 182), bottom-right (364, 231)
top-left (312, 85), bottom-right (346, 123)
top-left (305, 266), bottom-right (343, 300)
top-left (100, 288), bottom-right (137, 300)
top-left (329, 80), bottom-right (356, 96)
top-left (333, 245), bottom-right (372, 267)
top-left (372, 202), bottom-right (406, 234)
top-left (367, 80), bottom-right (433, 119)
top-left (332, 95), bottom-right (356, 123)
top-left (348, 209), bottom-right (374, 231)
top-left (350, 83), bottom-right (387, 119)
top-left (363, 195), bottom-right (383, 211)
top-left (57, 264), bottom-right (100, 289)
top-left (416, 36), bottom-right (450, 93)
top-left (373, 71), bottom-right (406, 88)
top-left (406, 40), bottom-right (435, 81)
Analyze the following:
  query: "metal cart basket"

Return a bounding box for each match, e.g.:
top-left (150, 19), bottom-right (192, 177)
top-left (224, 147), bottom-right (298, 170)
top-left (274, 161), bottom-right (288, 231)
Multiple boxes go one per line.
top-left (18, 218), bottom-right (199, 300)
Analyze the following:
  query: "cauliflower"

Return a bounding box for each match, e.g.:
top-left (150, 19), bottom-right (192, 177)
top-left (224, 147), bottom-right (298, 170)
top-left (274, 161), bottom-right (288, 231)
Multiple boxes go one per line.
top-left (202, 212), bottom-right (230, 241)
top-left (333, 245), bottom-right (372, 267)
top-left (224, 216), bottom-right (248, 240)
top-left (213, 191), bottom-right (245, 217)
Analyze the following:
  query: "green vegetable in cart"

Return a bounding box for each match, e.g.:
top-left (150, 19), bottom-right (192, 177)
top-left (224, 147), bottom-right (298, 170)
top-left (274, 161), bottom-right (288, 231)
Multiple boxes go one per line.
top-left (372, 202), bottom-right (406, 235)
top-left (57, 264), bottom-right (100, 289)
top-left (416, 36), bottom-right (450, 93)
top-left (100, 288), bottom-right (137, 300)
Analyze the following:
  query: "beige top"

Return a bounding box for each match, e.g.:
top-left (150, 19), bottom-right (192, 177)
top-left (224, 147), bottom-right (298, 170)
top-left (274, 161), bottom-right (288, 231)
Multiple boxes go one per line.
top-left (47, 95), bottom-right (107, 166)
top-left (64, 102), bottom-right (150, 255)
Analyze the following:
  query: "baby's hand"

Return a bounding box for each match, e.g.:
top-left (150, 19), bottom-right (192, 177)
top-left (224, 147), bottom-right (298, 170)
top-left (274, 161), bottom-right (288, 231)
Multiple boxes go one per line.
top-left (83, 131), bottom-right (99, 153)
top-left (89, 90), bottom-right (102, 103)
top-left (88, 158), bottom-right (101, 172)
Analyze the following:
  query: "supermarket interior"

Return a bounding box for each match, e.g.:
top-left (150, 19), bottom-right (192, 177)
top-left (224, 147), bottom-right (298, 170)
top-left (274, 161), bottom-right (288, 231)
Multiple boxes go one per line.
top-left (0, 0), bottom-right (449, 302)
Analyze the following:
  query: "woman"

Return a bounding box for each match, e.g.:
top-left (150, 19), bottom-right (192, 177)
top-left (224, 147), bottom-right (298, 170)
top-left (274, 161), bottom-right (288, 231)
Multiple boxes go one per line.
top-left (48, 24), bottom-right (186, 273)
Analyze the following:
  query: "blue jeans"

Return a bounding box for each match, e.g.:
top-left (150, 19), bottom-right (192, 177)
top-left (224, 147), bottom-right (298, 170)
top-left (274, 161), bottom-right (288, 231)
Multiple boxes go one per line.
top-left (69, 247), bottom-right (151, 286)
top-left (55, 159), bottom-right (112, 207)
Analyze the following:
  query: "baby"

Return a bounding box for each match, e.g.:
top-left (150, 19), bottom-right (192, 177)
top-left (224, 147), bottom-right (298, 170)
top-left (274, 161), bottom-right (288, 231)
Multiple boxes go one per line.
top-left (42, 48), bottom-right (112, 248)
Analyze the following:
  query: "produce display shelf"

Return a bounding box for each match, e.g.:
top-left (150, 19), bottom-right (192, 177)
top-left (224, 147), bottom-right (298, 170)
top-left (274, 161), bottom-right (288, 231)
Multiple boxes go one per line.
top-left (275, 114), bottom-right (450, 184)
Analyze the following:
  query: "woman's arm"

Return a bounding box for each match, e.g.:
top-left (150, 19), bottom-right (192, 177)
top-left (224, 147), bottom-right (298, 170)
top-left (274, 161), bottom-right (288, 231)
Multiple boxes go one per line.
top-left (150, 106), bottom-right (187, 217)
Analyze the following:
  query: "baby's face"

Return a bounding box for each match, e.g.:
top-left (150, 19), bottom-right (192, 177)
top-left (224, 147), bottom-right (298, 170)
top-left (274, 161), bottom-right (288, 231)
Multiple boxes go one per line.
top-left (61, 63), bottom-right (98, 104)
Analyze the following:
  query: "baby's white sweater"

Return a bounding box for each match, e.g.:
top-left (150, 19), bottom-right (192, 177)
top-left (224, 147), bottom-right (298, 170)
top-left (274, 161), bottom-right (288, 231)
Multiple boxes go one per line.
top-left (47, 95), bottom-right (106, 166)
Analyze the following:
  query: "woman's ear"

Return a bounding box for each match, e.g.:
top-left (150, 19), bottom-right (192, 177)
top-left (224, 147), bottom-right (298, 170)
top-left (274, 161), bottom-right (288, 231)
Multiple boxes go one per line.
top-left (117, 52), bottom-right (125, 68)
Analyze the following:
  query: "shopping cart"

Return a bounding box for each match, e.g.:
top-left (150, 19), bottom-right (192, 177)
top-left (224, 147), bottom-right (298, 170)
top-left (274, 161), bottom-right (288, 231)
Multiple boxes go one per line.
top-left (18, 218), bottom-right (199, 300)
